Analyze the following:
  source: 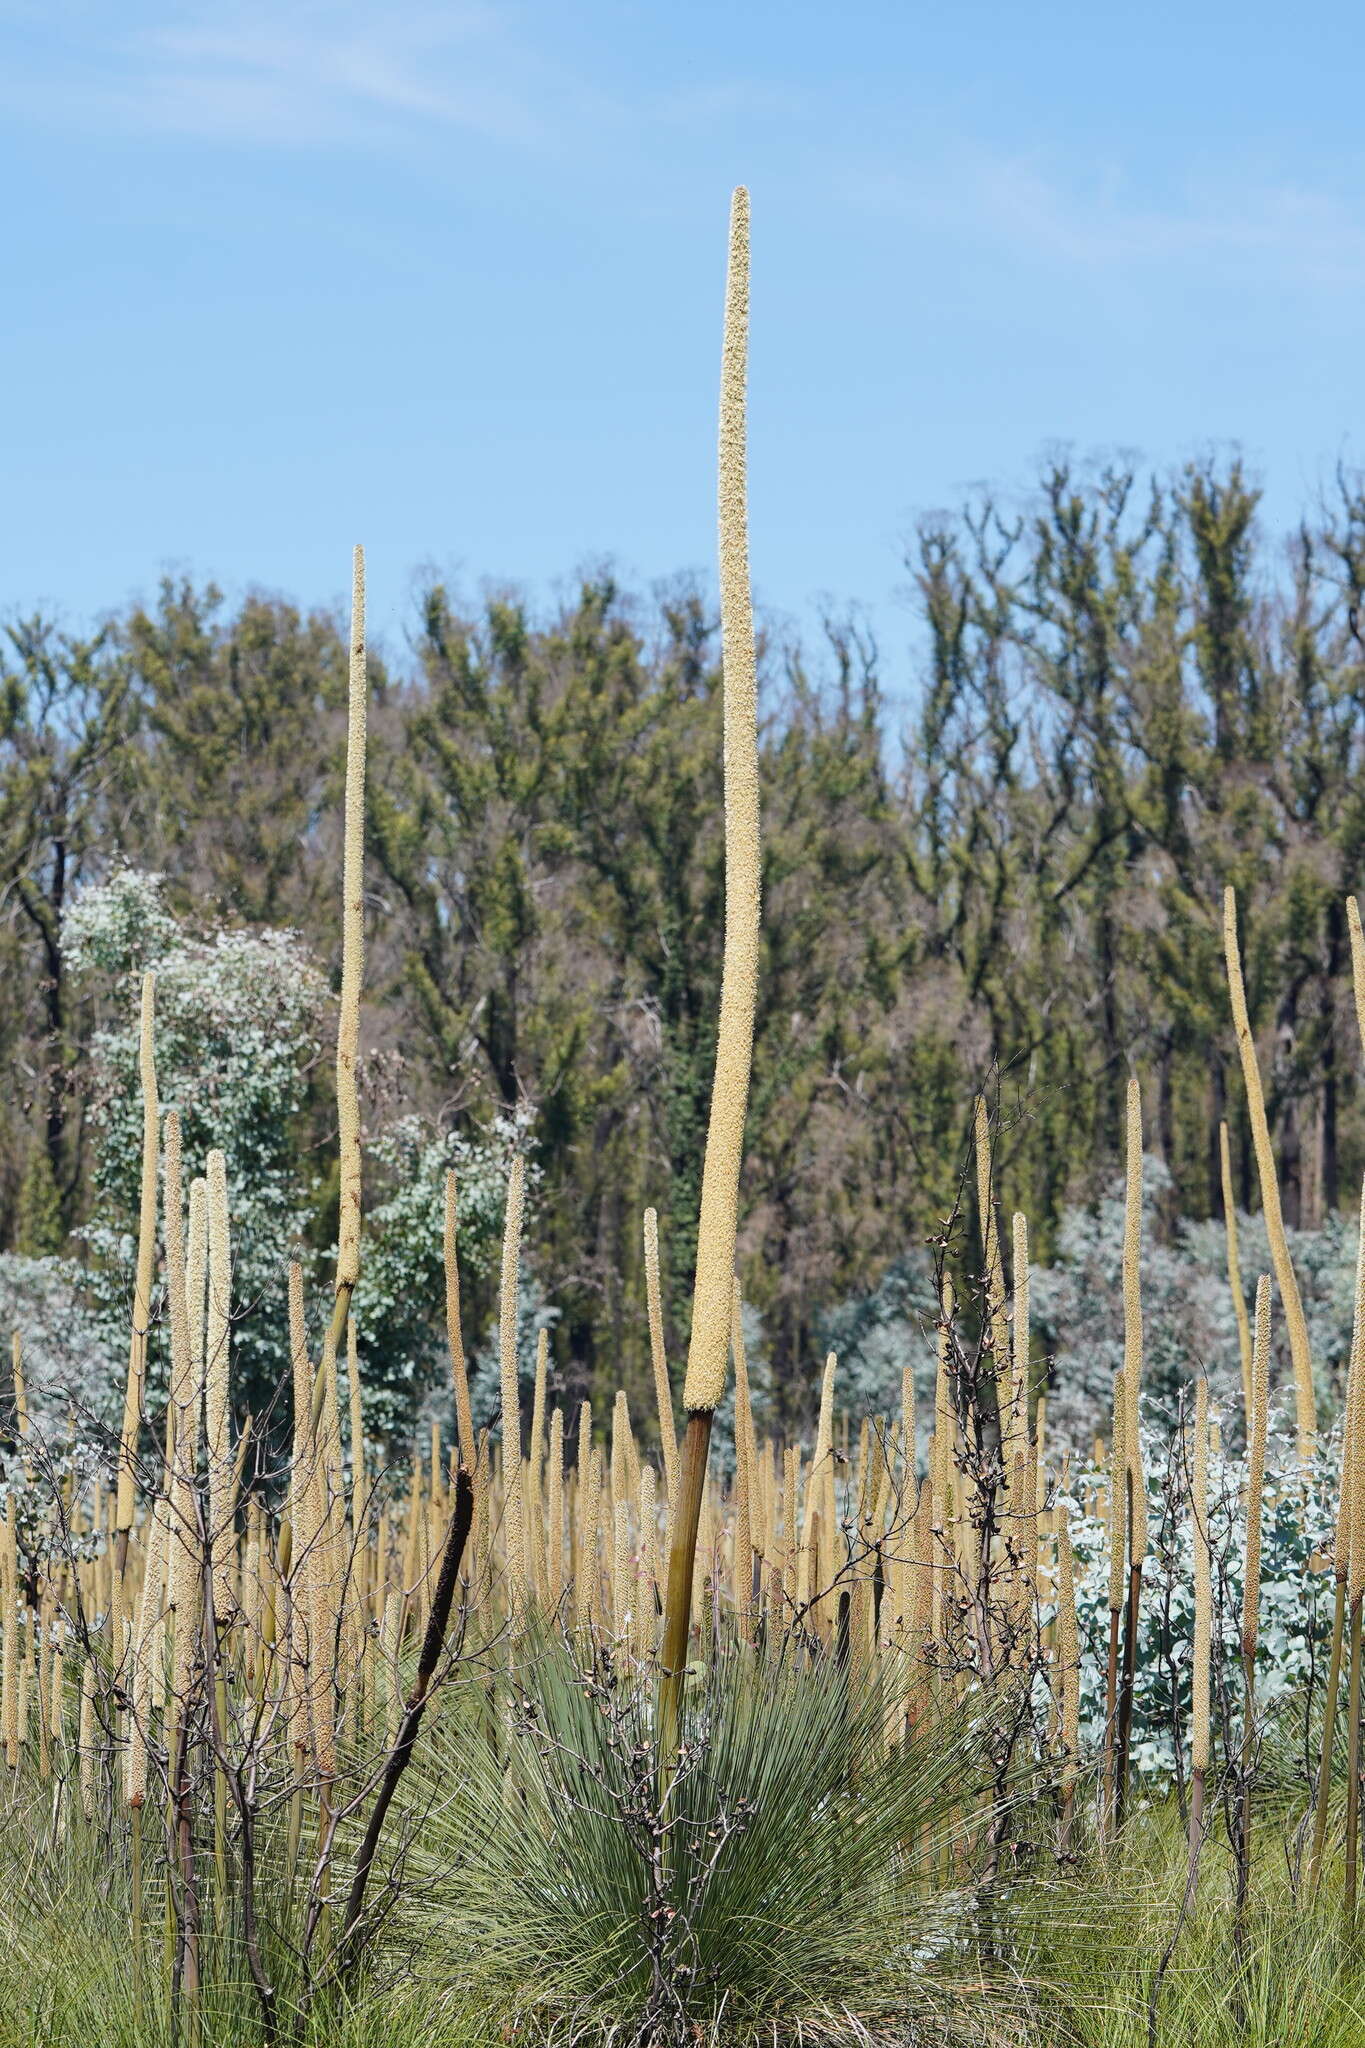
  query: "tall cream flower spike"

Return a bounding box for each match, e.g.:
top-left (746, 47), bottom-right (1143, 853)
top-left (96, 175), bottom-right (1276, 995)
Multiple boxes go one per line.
top-left (336, 544), bottom-right (367, 1300)
top-left (681, 183), bottom-right (761, 1414)
top-left (499, 1154), bottom-right (527, 1610)
top-left (115, 972), bottom-right (159, 1582)
top-left (660, 186), bottom-right (761, 1767)
top-left (644, 1207), bottom-right (678, 1508)
top-left (205, 1150), bottom-right (235, 1622)
top-left (1223, 887), bottom-right (1315, 1460)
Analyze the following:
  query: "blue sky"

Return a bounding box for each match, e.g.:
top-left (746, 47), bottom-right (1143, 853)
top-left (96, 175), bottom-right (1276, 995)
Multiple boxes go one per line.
top-left (6, 0), bottom-right (1365, 695)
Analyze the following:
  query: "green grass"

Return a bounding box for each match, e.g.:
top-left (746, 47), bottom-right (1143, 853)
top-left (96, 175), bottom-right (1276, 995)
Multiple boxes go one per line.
top-left (1014, 1796), bottom-right (1365, 2047)
top-left (0, 1734), bottom-right (500, 2048)
top-left (12, 1668), bottom-right (1365, 2048)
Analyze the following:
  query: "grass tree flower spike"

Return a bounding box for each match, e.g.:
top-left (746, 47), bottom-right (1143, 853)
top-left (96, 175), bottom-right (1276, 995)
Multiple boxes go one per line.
top-left (445, 1169), bottom-right (474, 1471)
top-left (660, 185), bottom-right (760, 1768)
top-left (1312, 1174), bottom-right (1365, 1888)
top-left (1114, 1079), bottom-right (1146, 1826)
top-left (680, 183), bottom-right (760, 1414)
top-left (499, 1153), bottom-right (527, 1612)
top-left (1223, 886), bottom-right (1315, 1460)
top-left (644, 1207), bottom-right (678, 1508)
top-left (1190, 1373), bottom-right (1211, 1788)
top-left (115, 972), bottom-right (158, 1581)
top-left (1237, 1274), bottom-right (1271, 1936)
top-left (1180, 1370), bottom-right (1211, 1930)
top-left (302, 545), bottom-right (369, 1496)
top-left (1348, 895), bottom-right (1365, 1060)
top-left (205, 1150), bottom-right (235, 1623)
top-left (1103, 1365), bottom-right (1127, 1835)
top-left (1243, 1275), bottom-right (1270, 1668)
top-left (162, 1114), bottom-right (203, 1748)
top-left (1218, 1121), bottom-right (1254, 1422)
top-left (336, 543), bottom-right (367, 1302)
top-left (1057, 1499), bottom-right (1080, 1858)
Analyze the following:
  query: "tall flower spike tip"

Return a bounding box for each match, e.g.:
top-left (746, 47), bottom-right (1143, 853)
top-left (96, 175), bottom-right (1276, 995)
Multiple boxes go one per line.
top-left (1348, 896), bottom-right (1365, 1061)
top-left (682, 186), bottom-right (760, 1414)
top-left (336, 543), bottom-right (367, 1294)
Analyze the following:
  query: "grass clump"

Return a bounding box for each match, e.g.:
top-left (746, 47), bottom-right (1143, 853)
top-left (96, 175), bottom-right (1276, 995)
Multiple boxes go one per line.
top-left (0, 1760), bottom-right (496, 2048)
top-left (1017, 1796), bottom-right (1365, 2047)
top-left (412, 1628), bottom-right (1033, 2047)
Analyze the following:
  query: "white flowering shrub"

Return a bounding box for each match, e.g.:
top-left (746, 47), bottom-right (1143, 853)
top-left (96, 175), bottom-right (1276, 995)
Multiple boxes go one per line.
top-left (60, 870), bottom-right (533, 1445)
top-left (62, 865), bottom-right (179, 976)
top-left (0, 1257), bottom-right (123, 1587)
top-left (1059, 1403), bottom-right (1337, 1786)
top-left (67, 870), bottom-right (327, 1416)
top-left (813, 1254), bottom-right (939, 1437)
top-left (0, 1253), bottom-right (114, 1431)
top-left (354, 1109), bottom-right (532, 1441)
top-left (1030, 1156), bottom-right (1358, 1451)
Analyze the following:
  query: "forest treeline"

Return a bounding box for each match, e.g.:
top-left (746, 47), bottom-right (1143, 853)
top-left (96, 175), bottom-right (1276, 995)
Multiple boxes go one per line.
top-left (6, 454), bottom-right (1365, 1416)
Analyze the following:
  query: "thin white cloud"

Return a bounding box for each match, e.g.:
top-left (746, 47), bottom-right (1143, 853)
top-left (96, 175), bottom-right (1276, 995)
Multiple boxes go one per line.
top-left (2, 1), bottom-right (547, 147)
top-left (3, 0), bottom-right (794, 154)
top-left (848, 147), bottom-right (1365, 296)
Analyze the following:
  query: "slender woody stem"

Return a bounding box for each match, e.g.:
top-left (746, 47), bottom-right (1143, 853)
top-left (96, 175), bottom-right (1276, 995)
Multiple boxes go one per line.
top-left (340, 1470), bottom-right (474, 1972)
